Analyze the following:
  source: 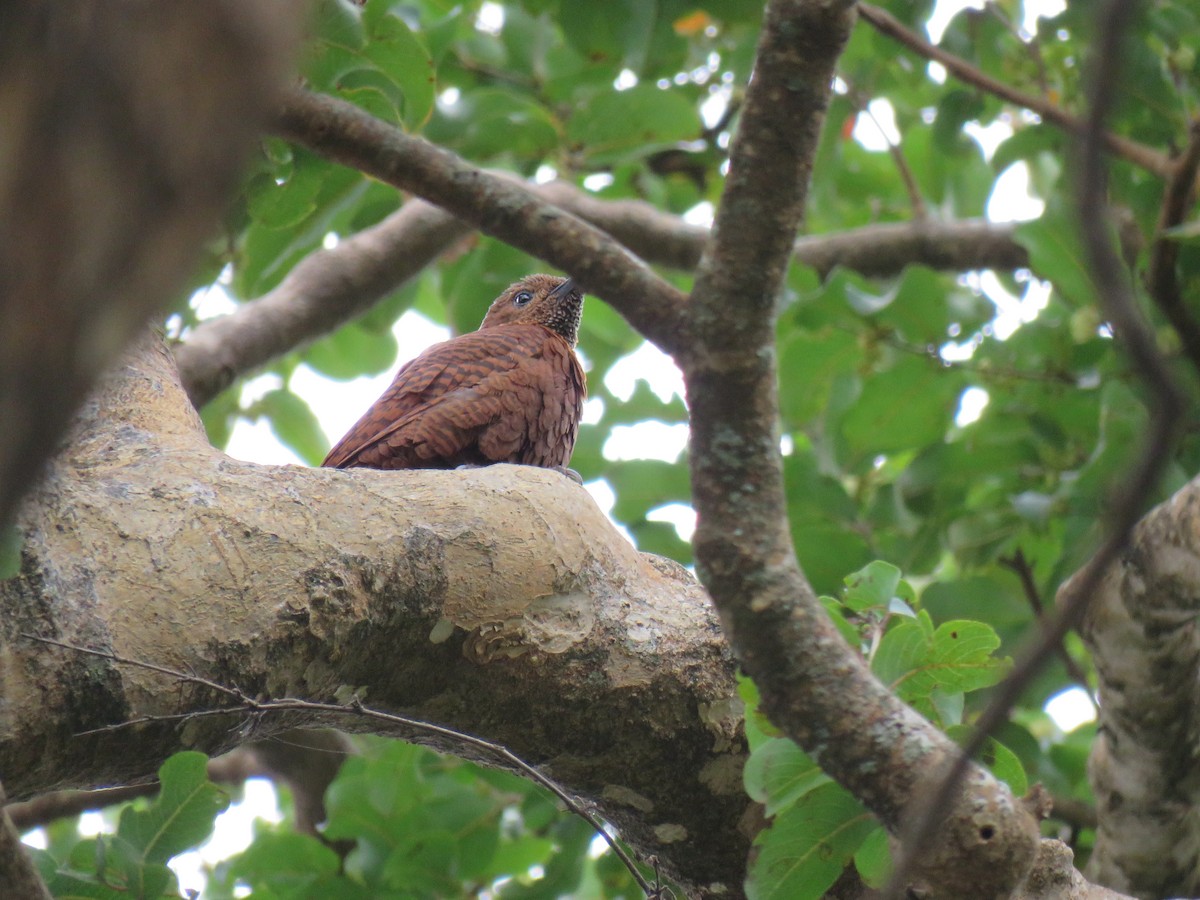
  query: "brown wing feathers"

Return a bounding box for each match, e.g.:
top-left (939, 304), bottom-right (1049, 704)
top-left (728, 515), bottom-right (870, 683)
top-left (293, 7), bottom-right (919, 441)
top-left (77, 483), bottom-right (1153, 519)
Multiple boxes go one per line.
top-left (322, 275), bottom-right (586, 473)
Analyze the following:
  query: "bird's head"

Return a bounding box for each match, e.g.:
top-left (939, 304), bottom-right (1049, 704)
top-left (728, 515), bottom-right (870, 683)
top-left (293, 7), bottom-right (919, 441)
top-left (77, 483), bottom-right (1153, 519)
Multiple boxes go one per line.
top-left (480, 274), bottom-right (584, 346)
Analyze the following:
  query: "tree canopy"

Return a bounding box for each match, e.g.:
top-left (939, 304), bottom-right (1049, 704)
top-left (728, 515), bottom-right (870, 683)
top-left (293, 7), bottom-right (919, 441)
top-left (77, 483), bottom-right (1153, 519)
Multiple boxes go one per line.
top-left (6, 1), bottom-right (1200, 898)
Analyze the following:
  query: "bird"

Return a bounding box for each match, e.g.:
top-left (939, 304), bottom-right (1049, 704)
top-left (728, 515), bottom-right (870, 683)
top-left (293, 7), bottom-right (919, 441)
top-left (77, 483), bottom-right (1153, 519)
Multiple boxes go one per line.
top-left (322, 274), bottom-right (586, 479)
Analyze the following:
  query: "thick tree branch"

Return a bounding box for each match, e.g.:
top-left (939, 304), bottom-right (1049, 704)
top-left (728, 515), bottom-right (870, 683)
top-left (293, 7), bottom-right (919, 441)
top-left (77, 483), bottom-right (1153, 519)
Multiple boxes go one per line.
top-left (1075, 476), bottom-right (1200, 897)
top-left (541, 181), bottom-right (1028, 276)
top-left (856, 3), bottom-right (1173, 180)
top-left (0, 6), bottom-right (300, 893)
top-left (1, 335), bottom-right (749, 897)
top-left (684, 1), bottom-right (1040, 897)
top-left (1017, 841), bottom-right (1133, 899)
top-left (176, 200), bottom-right (470, 407)
top-left (793, 217), bottom-right (1027, 276)
top-left (273, 90), bottom-right (692, 359)
top-left (1047, 796), bottom-right (1097, 834)
top-left (177, 168), bottom-right (1025, 407)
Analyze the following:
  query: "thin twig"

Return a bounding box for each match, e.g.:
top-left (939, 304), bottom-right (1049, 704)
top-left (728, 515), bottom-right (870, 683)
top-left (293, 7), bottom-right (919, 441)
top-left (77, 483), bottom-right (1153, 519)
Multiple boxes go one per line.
top-left (847, 85), bottom-right (927, 218)
top-left (20, 634), bottom-right (656, 897)
top-left (881, 0), bottom-right (1188, 895)
top-left (983, 1), bottom-right (1051, 97)
top-left (701, 91), bottom-right (742, 142)
top-left (24, 635), bottom-right (242, 698)
top-left (839, 322), bottom-right (1078, 385)
top-left (1145, 117), bottom-right (1200, 378)
top-left (856, 3), bottom-right (1173, 180)
top-left (997, 548), bottom-right (1093, 693)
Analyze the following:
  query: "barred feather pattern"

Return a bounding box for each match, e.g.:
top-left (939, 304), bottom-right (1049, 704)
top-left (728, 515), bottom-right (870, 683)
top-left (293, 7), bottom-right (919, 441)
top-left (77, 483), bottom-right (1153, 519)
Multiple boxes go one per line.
top-left (323, 275), bottom-right (586, 472)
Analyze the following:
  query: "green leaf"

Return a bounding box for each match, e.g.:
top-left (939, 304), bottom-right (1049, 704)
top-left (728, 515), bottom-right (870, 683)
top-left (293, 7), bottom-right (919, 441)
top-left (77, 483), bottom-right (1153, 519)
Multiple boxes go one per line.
top-left (947, 726), bottom-right (1029, 795)
top-left (842, 560), bottom-right (903, 612)
top-left (916, 578), bottom-right (1032, 648)
top-left (304, 10), bottom-right (435, 129)
top-left (872, 615), bottom-right (1010, 718)
top-left (778, 329), bottom-right (862, 427)
top-left (838, 356), bottom-right (965, 465)
top-left (991, 123), bottom-right (1063, 174)
top-left (258, 388), bottom-right (330, 466)
top-left (117, 751), bottom-right (229, 864)
top-left (0, 523), bottom-right (21, 579)
top-left (820, 596), bottom-right (863, 649)
top-left (559, 0), bottom-right (657, 69)
top-left (428, 88), bottom-right (561, 161)
top-left (234, 165), bottom-right (367, 298)
top-left (738, 675), bottom-right (781, 751)
top-left (933, 89), bottom-right (985, 154)
top-left (1014, 205), bottom-right (1095, 309)
top-left (601, 380), bottom-right (688, 425)
top-left (483, 834), bottom-right (557, 882)
top-left (853, 826), bottom-right (892, 888)
top-left (629, 519), bottom-right (694, 562)
top-left (743, 738), bottom-right (831, 816)
top-left (304, 321), bottom-right (400, 380)
top-left (363, 15), bottom-right (437, 130)
top-left (873, 266), bottom-right (992, 345)
top-left (245, 153), bottom-right (326, 229)
top-left (381, 830), bottom-right (459, 891)
top-left (793, 525), bottom-right (874, 598)
top-left (566, 85), bottom-right (701, 165)
top-left (499, 816), bottom-right (594, 899)
top-left (606, 459), bottom-right (692, 523)
top-left (37, 855), bottom-right (129, 900)
top-left (225, 829), bottom-right (342, 888)
top-left (106, 836), bottom-right (176, 898)
top-left (747, 783), bottom-right (877, 900)
top-left (311, 0), bottom-right (365, 49)
top-left (199, 383), bottom-right (241, 451)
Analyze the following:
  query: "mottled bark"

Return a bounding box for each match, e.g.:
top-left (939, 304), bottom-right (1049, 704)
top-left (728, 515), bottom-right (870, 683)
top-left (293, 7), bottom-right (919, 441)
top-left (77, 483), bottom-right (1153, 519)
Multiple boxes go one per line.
top-left (1075, 479), bottom-right (1200, 898)
top-left (0, 335), bottom-right (750, 897)
top-left (682, 1), bottom-right (1039, 897)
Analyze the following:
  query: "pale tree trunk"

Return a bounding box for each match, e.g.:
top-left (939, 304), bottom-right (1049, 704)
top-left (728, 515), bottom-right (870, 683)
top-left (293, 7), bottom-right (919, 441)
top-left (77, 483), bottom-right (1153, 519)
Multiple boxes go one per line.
top-left (1075, 483), bottom-right (1200, 898)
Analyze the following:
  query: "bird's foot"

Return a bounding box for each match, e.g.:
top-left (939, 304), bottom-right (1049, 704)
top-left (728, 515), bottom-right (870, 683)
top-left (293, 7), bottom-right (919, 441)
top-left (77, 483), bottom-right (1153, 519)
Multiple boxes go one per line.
top-left (552, 465), bottom-right (584, 484)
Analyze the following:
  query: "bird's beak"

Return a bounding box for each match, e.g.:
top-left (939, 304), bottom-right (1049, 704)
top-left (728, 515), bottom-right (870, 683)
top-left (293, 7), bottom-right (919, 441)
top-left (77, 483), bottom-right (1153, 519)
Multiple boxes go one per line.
top-left (550, 278), bottom-right (577, 300)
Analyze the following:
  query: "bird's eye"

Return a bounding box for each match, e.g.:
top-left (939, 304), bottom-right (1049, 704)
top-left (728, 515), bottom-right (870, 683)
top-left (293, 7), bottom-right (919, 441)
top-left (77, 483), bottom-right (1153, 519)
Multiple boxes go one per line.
top-left (513, 291), bottom-right (533, 307)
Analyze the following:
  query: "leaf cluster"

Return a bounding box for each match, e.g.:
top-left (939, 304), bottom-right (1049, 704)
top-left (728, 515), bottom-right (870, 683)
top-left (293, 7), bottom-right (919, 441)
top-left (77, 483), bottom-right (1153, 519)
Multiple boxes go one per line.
top-left (743, 561), bottom-right (1021, 899)
top-left (30, 753), bottom-right (229, 899)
